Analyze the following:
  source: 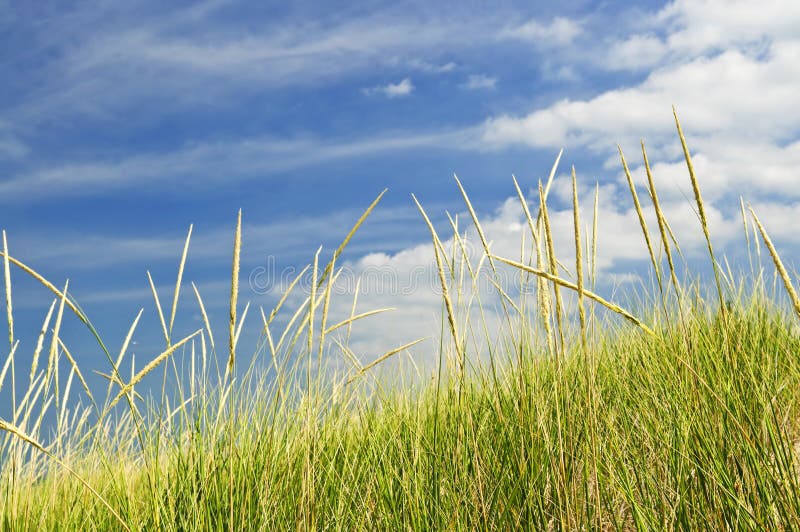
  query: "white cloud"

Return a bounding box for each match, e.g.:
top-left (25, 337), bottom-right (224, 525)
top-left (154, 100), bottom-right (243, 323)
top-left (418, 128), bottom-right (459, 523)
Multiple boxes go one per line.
top-left (501, 16), bottom-right (582, 46)
top-left (480, 44), bottom-right (800, 201)
top-left (462, 74), bottom-right (497, 90)
top-left (604, 34), bottom-right (668, 70)
top-left (657, 0), bottom-right (800, 56)
top-left (603, 0), bottom-right (800, 71)
top-left (363, 78), bottom-right (415, 98)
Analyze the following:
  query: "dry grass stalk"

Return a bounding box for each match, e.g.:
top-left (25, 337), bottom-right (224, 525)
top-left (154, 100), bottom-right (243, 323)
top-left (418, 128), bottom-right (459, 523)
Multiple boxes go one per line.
top-left (265, 264), bottom-right (310, 326)
top-left (539, 181), bottom-right (566, 353)
top-left (318, 189), bottom-right (386, 288)
top-left (673, 107), bottom-right (725, 312)
top-left (109, 329), bottom-right (202, 411)
top-left (147, 271), bottom-right (169, 346)
top-left (228, 209), bottom-right (242, 377)
top-left (412, 194), bottom-right (465, 375)
top-left (0, 340), bottom-right (18, 395)
top-left (169, 224), bottom-right (193, 337)
top-left (30, 300), bottom-right (56, 385)
top-left (513, 176), bottom-right (555, 355)
top-left (540, 149), bottom-right (563, 211)
top-left (47, 280), bottom-right (69, 405)
top-left (309, 246), bottom-right (321, 363)
top-left (492, 254), bottom-right (655, 336)
top-left (348, 337), bottom-right (427, 384)
top-left (191, 282), bottom-right (215, 351)
top-left (57, 337), bottom-right (95, 408)
top-left (0, 251), bottom-right (86, 324)
top-left (324, 308), bottom-right (394, 336)
top-left (619, 146), bottom-right (662, 295)
top-left (318, 255), bottom-right (335, 363)
top-left (572, 168), bottom-right (588, 355)
top-left (591, 184), bottom-right (599, 288)
top-left (642, 140), bottom-right (682, 302)
top-left (749, 207), bottom-right (800, 321)
top-left (104, 309), bottom-right (144, 405)
top-left (453, 174), bottom-right (499, 275)
top-left (2, 231), bottom-right (12, 350)
top-left (233, 302), bottom-right (249, 352)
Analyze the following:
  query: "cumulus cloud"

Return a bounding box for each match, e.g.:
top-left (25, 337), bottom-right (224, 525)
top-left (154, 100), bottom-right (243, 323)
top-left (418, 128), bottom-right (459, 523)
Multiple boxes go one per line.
top-left (362, 78), bottom-right (415, 98)
top-left (604, 34), bottom-right (668, 70)
top-left (480, 41), bottom-right (800, 202)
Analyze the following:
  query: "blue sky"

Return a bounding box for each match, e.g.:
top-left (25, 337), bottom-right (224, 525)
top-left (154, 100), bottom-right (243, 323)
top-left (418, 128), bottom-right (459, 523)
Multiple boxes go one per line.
top-left (1, 0), bottom-right (799, 392)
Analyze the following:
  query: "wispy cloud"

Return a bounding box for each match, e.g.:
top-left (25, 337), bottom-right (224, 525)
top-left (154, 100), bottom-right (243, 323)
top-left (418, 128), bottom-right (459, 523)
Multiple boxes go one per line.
top-left (500, 16), bottom-right (582, 46)
top-left (461, 74), bottom-right (496, 90)
top-left (404, 58), bottom-right (456, 73)
top-left (362, 78), bottom-right (415, 98)
top-left (0, 127), bottom-right (480, 202)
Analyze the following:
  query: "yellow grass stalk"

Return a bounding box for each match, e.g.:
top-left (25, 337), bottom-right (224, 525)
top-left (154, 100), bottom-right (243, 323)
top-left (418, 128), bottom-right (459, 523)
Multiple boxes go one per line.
top-left (347, 337), bottom-right (427, 384)
top-left (346, 277), bottom-right (361, 345)
top-left (265, 264), bottom-right (310, 325)
top-left (169, 224), bottom-right (193, 337)
top-left (749, 207), bottom-right (800, 321)
top-left (642, 140), bottom-right (682, 302)
top-left (228, 209), bottom-right (242, 377)
top-left (572, 168), bottom-right (588, 354)
top-left (541, 148), bottom-right (564, 208)
top-left (2, 231), bottom-right (12, 350)
top-left (308, 246), bottom-right (321, 362)
top-left (47, 280), bottom-right (69, 404)
top-left (0, 417), bottom-right (131, 531)
top-left (318, 189), bottom-right (386, 287)
top-left (674, 106), bottom-right (725, 311)
top-left (453, 175), bottom-right (503, 281)
top-left (446, 213), bottom-right (477, 283)
top-left (454, 173), bottom-right (517, 353)
top-left (412, 194), bottom-right (465, 374)
top-left (191, 282), bottom-right (215, 351)
top-left (512, 176), bottom-right (540, 246)
top-left (740, 197), bottom-right (750, 250)
top-left (539, 181), bottom-right (566, 353)
top-left (274, 297), bottom-right (311, 356)
top-left (0, 252), bottom-right (85, 323)
top-left (492, 255), bottom-right (655, 336)
top-left (318, 255), bottom-right (335, 363)
top-left (591, 183), bottom-right (599, 288)
top-left (233, 301), bottom-right (249, 352)
top-left (57, 337), bottom-right (95, 409)
top-left (324, 308), bottom-right (395, 336)
top-left (259, 307), bottom-right (278, 365)
top-left (512, 176), bottom-right (554, 355)
top-left (147, 271), bottom-right (169, 346)
top-left (2, 231), bottom-right (13, 411)
top-left (30, 299), bottom-right (56, 384)
top-left (109, 329), bottom-right (202, 410)
top-left (740, 196), bottom-right (755, 275)
top-left (0, 340), bottom-right (18, 395)
top-left (619, 146), bottom-right (661, 293)
top-left (104, 309), bottom-right (144, 406)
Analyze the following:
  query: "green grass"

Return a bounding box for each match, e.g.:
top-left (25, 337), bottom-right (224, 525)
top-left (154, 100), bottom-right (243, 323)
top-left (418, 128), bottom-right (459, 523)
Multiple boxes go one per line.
top-left (2, 113), bottom-right (800, 530)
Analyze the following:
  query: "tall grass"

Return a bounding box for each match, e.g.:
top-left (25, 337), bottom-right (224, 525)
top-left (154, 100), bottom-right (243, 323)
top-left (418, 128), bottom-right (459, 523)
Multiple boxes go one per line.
top-left (2, 117), bottom-right (800, 529)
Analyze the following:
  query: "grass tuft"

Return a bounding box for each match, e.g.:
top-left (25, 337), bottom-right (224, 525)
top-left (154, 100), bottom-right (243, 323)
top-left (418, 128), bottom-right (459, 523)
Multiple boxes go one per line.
top-left (0, 120), bottom-right (799, 530)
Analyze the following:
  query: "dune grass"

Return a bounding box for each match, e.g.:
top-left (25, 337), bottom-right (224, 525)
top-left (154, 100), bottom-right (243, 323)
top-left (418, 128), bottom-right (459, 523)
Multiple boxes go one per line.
top-left (2, 116), bottom-right (800, 529)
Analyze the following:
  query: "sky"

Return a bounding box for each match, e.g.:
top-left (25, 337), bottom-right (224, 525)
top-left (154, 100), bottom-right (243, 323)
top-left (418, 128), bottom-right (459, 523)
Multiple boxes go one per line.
top-left (1, 0), bottom-right (799, 396)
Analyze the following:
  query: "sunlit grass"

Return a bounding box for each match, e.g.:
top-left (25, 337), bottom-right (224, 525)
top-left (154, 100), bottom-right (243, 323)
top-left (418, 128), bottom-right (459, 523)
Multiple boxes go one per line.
top-left (2, 113), bottom-right (800, 529)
